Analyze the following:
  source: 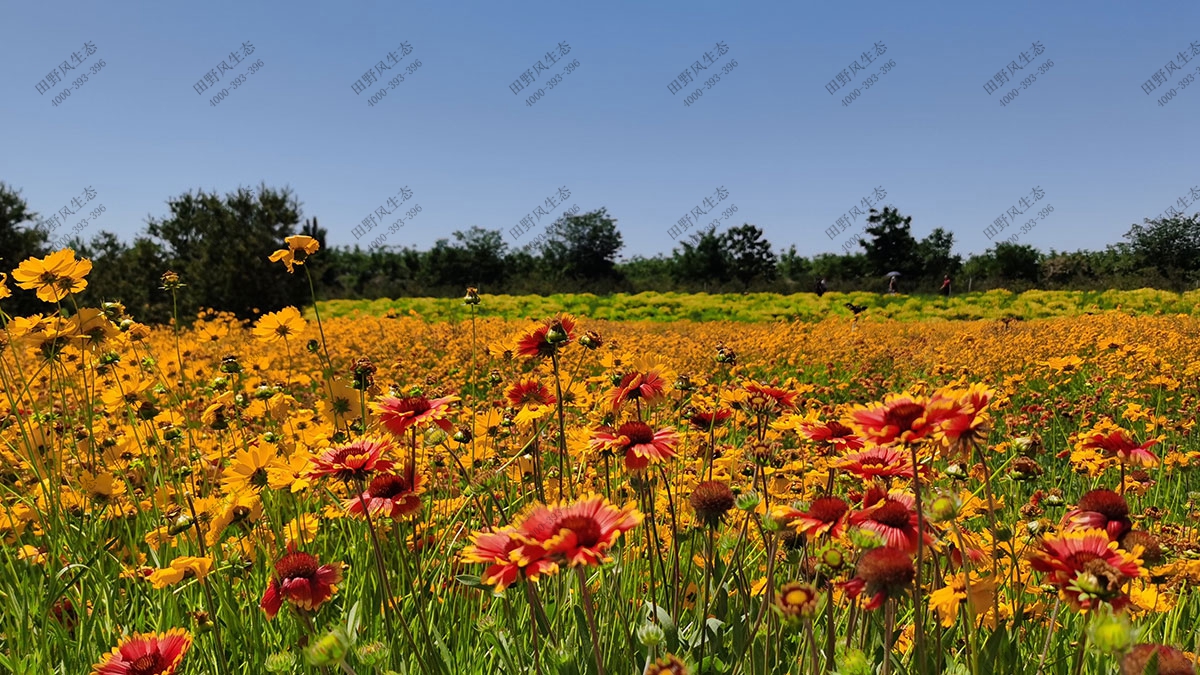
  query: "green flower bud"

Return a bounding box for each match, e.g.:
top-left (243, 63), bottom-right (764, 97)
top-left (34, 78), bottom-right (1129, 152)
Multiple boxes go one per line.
top-left (638, 622), bottom-right (666, 648)
top-left (1089, 610), bottom-right (1135, 655)
top-left (736, 491), bottom-right (761, 512)
top-left (304, 627), bottom-right (350, 667)
top-left (837, 648), bottom-right (871, 675)
top-left (264, 651), bottom-right (297, 673)
top-left (356, 642), bottom-right (388, 667)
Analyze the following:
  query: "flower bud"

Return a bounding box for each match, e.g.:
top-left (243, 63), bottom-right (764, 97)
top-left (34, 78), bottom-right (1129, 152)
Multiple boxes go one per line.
top-left (463, 287), bottom-right (481, 305)
top-left (304, 627), bottom-right (350, 667)
top-left (838, 648), bottom-right (871, 675)
top-left (1089, 610), bottom-right (1135, 655)
top-left (929, 493), bottom-right (961, 523)
top-left (264, 652), bottom-right (297, 673)
top-left (637, 622), bottom-right (666, 648)
top-left (356, 642), bottom-right (388, 667)
top-left (736, 491), bottom-right (761, 512)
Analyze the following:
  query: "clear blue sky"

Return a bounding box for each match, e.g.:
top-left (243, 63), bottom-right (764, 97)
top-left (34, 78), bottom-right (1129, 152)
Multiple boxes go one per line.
top-left (2, 0), bottom-right (1198, 261)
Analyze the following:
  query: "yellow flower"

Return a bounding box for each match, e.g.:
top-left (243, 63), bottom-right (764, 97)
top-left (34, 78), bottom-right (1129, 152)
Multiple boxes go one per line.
top-left (268, 235), bottom-right (320, 273)
top-left (0, 272), bottom-right (10, 300)
top-left (252, 306), bottom-right (306, 343)
top-left (268, 450), bottom-right (315, 493)
top-left (11, 249), bottom-right (92, 302)
top-left (148, 556), bottom-right (213, 589)
top-left (928, 573), bottom-right (997, 628)
top-left (222, 445), bottom-right (280, 493)
top-left (284, 514), bottom-right (320, 547)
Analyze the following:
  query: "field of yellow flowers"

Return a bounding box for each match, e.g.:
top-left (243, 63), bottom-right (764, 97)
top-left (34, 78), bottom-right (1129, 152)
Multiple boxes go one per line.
top-left (1, 241), bottom-right (1198, 675)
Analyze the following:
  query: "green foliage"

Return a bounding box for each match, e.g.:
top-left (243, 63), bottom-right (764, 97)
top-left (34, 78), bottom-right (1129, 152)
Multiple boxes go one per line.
top-left (145, 185), bottom-right (308, 319)
top-left (0, 182), bottom-right (49, 317)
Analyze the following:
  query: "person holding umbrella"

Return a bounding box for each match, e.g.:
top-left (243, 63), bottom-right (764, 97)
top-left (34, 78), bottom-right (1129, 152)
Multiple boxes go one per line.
top-left (886, 271), bottom-right (900, 295)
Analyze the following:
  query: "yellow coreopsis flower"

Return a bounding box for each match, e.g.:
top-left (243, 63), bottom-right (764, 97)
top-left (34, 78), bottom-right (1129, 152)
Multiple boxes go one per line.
top-left (252, 306), bottom-right (306, 343)
top-left (11, 249), bottom-right (92, 302)
top-left (268, 235), bottom-right (320, 273)
top-left (0, 272), bottom-right (10, 299)
top-left (148, 556), bottom-right (213, 589)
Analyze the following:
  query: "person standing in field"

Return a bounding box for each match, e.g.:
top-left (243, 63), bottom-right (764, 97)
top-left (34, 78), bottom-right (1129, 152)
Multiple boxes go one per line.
top-left (815, 278), bottom-right (827, 297)
top-left (941, 275), bottom-right (951, 297)
top-left (888, 276), bottom-right (897, 295)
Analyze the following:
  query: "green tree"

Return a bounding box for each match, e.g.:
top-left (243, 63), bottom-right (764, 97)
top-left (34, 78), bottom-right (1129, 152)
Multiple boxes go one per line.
top-left (0, 183), bottom-right (49, 316)
top-left (76, 232), bottom-right (172, 323)
top-left (860, 207), bottom-right (920, 277)
top-left (722, 224), bottom-right (777, 287)
top-left (915, 227), bottom-right (962, 279)
top-left (146, 185), bottom-right (305, 319)
top-left (671, 226), bottom-right (731, 289)
top-left (537, 208), bottom-right (624, 283)
top-left (1122, 213), bottom-right (1200, 281)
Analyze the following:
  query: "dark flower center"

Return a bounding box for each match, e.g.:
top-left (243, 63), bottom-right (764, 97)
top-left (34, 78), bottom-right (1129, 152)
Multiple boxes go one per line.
top-left (129, 654), bottom-right (161, 675)
top-left (884, 402), bottom-right (925, 431)
top-left (275, 551), bottom-right (319, 580)
top-left (395, 396), bottom-right (432, 415)
top-left (826, 421), bottom-right (854, 438)
top-left (368, 473), bottom-right (412, 499)
top-left (857, 547), bottom-right (914, 588)
top-left (618, 421), bottom-right (655, 445)
top-left (807, 497), bottom-right (848, 523)
top-left (870, 500), bottom-right (911, 529)
top-left (554, 515), bottom-right (602, 548)
top-left (1077, 489), bottom-right (1129, 521)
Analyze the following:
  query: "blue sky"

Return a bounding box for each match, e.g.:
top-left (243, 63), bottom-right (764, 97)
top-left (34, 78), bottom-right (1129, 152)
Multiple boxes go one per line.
top-left (2, 0), bottom-right (1198, 261)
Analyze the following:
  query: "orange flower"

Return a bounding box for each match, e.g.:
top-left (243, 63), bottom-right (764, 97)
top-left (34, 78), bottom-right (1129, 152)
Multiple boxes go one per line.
top-left (589, 421), bottom-right (678, 471)
top-left (344, 467), bottom-right (425, 520)
top-left (268, 235), bottom-right (320, 273)
top-left (461, 527), bottom-right (559, 591)
top-left (851, 493), bottom-right (933, 554)
top-left (260, 548), bottom-right (342, 619)
top-left (516, 313), bottom-right (577, 358)
top-left (609, 357), bottom-right (672, 411)
top-left (1028, 528), bottom-right (1145, 611)
top-left (836, 446), bottom-right (915, 481)
top-left (1081, 425), bottom-right (1159, 468)
top-left (0, 272), bottom-right (10, 300)
top-left (514, 495), bottom-right (643, 567)
top-left (307, 436), bottom-right (394, 483)
top-left (91, 628), bottom-right (192, 675)
top-left (842, 547), bottom-right (915, 610)
top-left (11, 249), bottom-right (92, 302)
top-left (372, 393), bottom-right (459, 437)
top-left (779, 496), bottom-right (850, 539)
top-left (848, 394), bottom-right (941, 445)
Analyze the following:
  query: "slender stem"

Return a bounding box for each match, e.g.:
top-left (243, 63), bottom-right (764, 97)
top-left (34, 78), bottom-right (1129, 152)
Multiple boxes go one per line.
top-left (1071, 612), bottom-right (1091, 675)
top-left (908, 441), bottom-right (928, 674)
top-left (550, 350), bottom-right (571, 499)
top-left (883, 599), bottom-right (896, 675)
top-left (524, 582), bottom-right (544, 675)
top-left (184, 493), bottom-right (230, 675)
top-left (576, 567), bottom-right (606, 675)
top-left (1034, 599), bottom-right (1062, 675)
top-left (824, 584), bottom-right (836, 674)
top-left (804, 618), bottom-right (820, 675)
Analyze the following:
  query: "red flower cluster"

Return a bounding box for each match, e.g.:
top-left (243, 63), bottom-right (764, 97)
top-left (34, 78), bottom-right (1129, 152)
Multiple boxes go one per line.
top-left (462, 495), bottom-right (642, 591)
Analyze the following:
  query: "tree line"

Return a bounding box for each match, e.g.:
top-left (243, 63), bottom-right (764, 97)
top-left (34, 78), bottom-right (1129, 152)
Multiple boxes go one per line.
top-left (1, 181), bottom-right (1197, 323)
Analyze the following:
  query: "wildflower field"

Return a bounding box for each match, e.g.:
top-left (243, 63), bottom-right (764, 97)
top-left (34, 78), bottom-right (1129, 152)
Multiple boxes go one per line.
top-left (318, 288), bottom-right (1200, 324)
top-left (2, 241), bottom-right (1199, 675)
